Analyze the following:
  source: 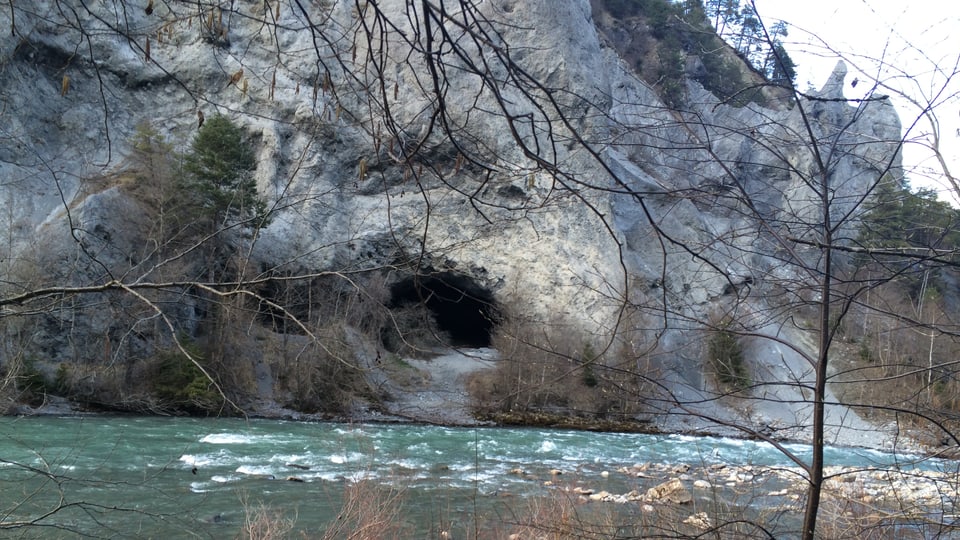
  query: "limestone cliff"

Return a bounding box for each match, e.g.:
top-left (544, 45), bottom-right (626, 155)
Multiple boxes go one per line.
top-left (0, 1), bottom-right (903, 444)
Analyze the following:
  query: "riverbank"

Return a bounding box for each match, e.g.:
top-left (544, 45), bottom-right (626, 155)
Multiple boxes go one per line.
top-left (514, 460), bottom-right (960, 538)
top-left (5, 346), bottom-right (947, 460)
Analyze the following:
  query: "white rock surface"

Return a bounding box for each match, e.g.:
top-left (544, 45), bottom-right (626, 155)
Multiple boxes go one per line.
top-left (0, 2), bottom-right (905, 447)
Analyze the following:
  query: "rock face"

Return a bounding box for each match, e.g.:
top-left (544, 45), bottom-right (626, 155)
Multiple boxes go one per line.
top-left (0, 1), bottom-right (903, 442)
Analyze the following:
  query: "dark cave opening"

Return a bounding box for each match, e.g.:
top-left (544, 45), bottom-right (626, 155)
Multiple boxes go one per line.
top-left (389, 272), bottom-right (499, 348)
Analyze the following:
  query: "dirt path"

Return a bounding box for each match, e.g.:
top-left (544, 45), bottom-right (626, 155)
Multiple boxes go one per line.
top-left (381, 348), bottom-right (497, 424)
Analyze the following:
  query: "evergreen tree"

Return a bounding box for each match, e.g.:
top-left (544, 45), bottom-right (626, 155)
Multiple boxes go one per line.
top-left (766, 41), bottom-right (797, 86)
top-left (704, 0), bottom-right (740, 34)
top-left (704, 0), bottom-right (797, 86)
top-left (734, 4), bottom-right (762, 61)
top-left (861, 179), bottom-right (960, 252)
top-left (183, 115), bottom-right (268, 229)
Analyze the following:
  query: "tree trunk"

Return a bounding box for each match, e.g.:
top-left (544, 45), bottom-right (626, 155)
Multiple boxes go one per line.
top-left (802, 171), bottom-right (833, 540)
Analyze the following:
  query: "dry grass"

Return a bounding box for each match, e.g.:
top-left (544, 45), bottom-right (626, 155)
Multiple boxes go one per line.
top-left (319, 478), bottom-right (410, 539)
top-left (499, 487), bottom-right (631, 539)
top-left (239, 496), bottom-right (295, 540)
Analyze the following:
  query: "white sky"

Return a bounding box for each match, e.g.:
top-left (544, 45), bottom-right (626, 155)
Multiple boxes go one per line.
top-left (754, 1), bottom-right (960, 202)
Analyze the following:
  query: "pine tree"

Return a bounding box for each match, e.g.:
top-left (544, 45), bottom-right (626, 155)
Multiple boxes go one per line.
top-left (183, 115), bottom-right (268, 229)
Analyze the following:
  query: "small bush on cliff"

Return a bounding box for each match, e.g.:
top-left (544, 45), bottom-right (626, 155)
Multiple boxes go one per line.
top-left (708, 317), bottom-right (750, 392)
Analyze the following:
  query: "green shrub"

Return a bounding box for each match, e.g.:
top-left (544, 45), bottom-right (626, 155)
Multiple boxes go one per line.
top-left (709, 319), bottom-right (750, 392)
top-left (2, 357), bottom-right (53, 406)
top-left (657, 41), bottom-right (686, 108)
top-left (152, 345), bottom-right (222, 413)
top-left (16, 358), bottom-right (50, 397)
top-left (579, 342), bottom-right (600, 388)
top-left (53, 363), bottom-right (70, 395)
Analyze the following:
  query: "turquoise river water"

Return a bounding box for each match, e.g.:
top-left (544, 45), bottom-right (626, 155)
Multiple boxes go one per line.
top-left (0, 416), bottom-right (952, 538)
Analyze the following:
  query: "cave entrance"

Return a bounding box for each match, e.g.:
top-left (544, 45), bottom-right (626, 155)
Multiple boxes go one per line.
top-left (389, 272), bottom-right (499, 349)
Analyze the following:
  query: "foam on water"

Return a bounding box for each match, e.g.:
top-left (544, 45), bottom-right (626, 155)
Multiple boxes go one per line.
top-left (4, 416), bottom-right (955, 539)
top-left (312, 470), bottom-right (352, 482)
top-left (210, 474), bottom-right (241, 483)
top-left (386, 457), bottom-right (423, 469)
top-left (236, 464), bottom-right (277, 476)
top-left (268, 453), bottom-right (312, 463)
top-left (179, 447), bottom-right (243, 468)
top-left (179, 453), bottom-right (220, 467)
top-left (200, 432), bottom-right (260, 444)
top-left (189, 481), bottom-right (210, 493)
top-left (405, 442), bottom-right (433, 454)
top-left (537, 440), bottom-right (557, 453)
top-left (328, 451), bottom-right (366, 464)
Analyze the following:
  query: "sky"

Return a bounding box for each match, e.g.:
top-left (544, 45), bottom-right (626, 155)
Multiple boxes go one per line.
top-left (753, 1), bottom-right (960, 203)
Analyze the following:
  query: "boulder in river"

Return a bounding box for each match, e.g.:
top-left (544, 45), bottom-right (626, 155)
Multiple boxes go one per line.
top-left (645, 478), bottom-right (693, 504)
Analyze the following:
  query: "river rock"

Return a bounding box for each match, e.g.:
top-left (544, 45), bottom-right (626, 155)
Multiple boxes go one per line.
top-left (645, 478), bottom-right (693, 504)
top-left (620, 465), bottom-right (649, 478)
top-left (683, 511), bottom-right (712, 529)
top-left (589, 490), bottom-right (613, 502)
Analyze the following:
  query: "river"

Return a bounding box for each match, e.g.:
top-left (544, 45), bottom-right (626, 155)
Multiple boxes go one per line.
top-left (0, 416), bottom-right (954, 538)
